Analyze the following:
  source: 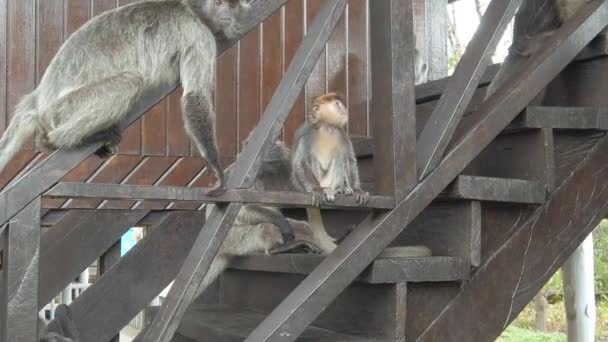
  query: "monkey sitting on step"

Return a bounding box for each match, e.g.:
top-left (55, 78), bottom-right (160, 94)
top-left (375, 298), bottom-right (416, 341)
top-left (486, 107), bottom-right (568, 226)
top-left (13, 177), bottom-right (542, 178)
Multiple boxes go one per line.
top-left (290, 93), bottom-right (369, 253)
top-left (0, 0), bottom-right (254, 195)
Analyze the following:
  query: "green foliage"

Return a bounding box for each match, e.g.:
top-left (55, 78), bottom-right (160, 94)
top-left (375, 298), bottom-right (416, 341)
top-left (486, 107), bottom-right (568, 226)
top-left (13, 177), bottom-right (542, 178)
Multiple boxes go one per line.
top-left (594, 220), bottom-right (608, 293)
top-left (497, 326), bottom-right (566, 342)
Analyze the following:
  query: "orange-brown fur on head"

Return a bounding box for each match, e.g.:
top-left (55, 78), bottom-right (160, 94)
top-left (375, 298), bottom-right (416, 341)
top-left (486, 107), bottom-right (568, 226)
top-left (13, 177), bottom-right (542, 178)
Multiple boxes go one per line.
top-left (310, 92), bottom-right (348, 128)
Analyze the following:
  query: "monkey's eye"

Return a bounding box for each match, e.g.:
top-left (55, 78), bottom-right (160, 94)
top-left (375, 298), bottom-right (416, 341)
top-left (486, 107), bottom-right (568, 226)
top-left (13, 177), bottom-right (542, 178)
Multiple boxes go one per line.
top-left (215, 0), bottom-right (223, 6)
top-left (229, 0), bottom-right (238, 8)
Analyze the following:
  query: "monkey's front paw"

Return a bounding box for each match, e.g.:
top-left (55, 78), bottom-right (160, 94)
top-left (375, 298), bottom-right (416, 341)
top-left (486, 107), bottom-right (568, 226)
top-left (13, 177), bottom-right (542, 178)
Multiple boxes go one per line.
top-left (322, 188), bottom-right (336, 203)
top-left (337, 186), bottom-right (354, 195)
top-left (354, 189), bottom-right (369, 205)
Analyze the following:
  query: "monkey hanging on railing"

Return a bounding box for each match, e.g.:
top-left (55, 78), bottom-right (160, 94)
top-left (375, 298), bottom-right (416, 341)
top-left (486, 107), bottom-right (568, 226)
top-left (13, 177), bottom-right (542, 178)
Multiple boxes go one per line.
top-left (0, 0), bottom-right (254, 196)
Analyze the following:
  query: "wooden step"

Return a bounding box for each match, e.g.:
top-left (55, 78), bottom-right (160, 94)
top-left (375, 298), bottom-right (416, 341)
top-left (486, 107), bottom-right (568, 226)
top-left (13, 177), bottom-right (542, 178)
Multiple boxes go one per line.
top-left (510, 106), bottom-right (608, 130)
top-left (175, 303), bottom-right (377, 342)
top-left (440, 175), bottom-right (545, 204)
top-left (229, 254), bottom-right (468, 284)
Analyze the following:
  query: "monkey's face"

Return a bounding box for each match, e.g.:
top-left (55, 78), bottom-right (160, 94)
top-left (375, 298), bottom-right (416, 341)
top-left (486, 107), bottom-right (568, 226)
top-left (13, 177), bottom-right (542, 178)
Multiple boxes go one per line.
top-left (202, 0), bottom-right (252, 40)
top-left (311, 95), bottom-right (349, 128)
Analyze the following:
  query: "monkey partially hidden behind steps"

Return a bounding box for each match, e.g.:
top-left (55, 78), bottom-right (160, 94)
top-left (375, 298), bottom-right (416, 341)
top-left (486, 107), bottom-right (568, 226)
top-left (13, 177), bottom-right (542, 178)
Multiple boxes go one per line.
top-left (195, 94), bottom-right (431, 300)
top-left (0, 0), bottom-right (257, 196)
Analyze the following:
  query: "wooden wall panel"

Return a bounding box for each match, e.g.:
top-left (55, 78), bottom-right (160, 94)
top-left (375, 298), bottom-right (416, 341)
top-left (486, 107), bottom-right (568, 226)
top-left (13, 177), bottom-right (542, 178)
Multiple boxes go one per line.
top-left (0, 0), bottom-right (387, 193)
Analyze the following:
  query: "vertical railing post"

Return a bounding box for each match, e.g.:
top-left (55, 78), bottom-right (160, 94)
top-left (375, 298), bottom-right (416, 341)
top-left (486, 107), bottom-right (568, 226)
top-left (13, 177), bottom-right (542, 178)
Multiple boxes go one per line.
top-left (1, 198), bottom-right (41, 341)
top-left (370, 0), bottom-right (418, 202)
top-left (100, 241), bottom-right (122, 342)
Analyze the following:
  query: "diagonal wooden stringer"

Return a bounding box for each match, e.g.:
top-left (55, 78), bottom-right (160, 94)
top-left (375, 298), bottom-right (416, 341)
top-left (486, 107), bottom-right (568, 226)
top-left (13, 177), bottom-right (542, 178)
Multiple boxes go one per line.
top-left (244, 0), bottom-right (608, 341)
top-left (141, 1), bottom-right (350, 341)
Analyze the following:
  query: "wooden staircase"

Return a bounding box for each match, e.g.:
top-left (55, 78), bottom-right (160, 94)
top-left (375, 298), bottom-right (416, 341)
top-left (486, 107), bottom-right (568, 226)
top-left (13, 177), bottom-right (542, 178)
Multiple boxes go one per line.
top-left (1, 0), bottom-right (607, 341)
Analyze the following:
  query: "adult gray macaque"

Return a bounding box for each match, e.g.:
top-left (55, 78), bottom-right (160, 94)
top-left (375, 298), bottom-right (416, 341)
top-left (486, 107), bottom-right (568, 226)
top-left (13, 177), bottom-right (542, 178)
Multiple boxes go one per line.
top-left (485, 0), bottom-right (589, 101)
top-left (0, 0), bottom-right (253, 195)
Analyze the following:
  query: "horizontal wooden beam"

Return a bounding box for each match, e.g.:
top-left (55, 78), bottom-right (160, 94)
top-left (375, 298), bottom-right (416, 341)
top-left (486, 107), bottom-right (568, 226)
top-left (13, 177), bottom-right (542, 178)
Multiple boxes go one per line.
top-left (230, 254), bottom-right (469, 284)
top-left (45, 183), bottom-right (394, 209)
top-left (441, 175), bottom-right (546, 204)
top-left (510, 106), bottom-right (608, 130)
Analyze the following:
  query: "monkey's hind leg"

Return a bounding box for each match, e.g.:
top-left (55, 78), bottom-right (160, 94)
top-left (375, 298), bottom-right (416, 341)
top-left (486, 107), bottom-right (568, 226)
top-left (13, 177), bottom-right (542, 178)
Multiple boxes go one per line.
top-left (45, 71), bottom-right (144, 151)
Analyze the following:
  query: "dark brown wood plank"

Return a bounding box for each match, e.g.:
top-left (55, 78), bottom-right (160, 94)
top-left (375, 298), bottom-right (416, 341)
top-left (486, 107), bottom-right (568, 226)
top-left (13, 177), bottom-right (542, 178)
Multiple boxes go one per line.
top-left (511, 106), bottom-right (608, 129)
top-left (166, 88), bottom-right (190, 156)
top-left (6, 0), bottom-right (36, 150)
top-left (66, 155), bottom-right (143, 209)
top-left (347, 0), bottom-right (370, 137)
top-left (2, 198), bottom-right (40, 341)
top-left (176, 304), bottom-right (373, 342)
top-left (143, 2), bottom-right (350, 341)
top-left (100, 156), bottom-right (178, 209)
top-left (0, 0), bottom-right (7, 133)
top-left (326, 8), bottom-right (346, 100)
top-left (43, 155), bottom-right (105, 209)
top-left (282, 1), bottom-right (305, 144)
top-left (417, 102), bottom-right (608, 342)
top-left (244, 2), bottom-right (608, 340)
top-left (142, 101), bottom-right (168, 156)
top-left (441, 175), bottom-right (546, 204)
top-left (38, 210), bottom-right (147, 309)
top-left (304, 0), bottom-right (327, 114)
top-left (392, 201), bottom-right (482, 267)
top-left (92, 0), bottom-right (117, 15)
top-left (416, 0), bottom-right (521, 178)
top-left (370, 0), bottom-right (417, 200)
top-left (52, 212), bottom-right (205, 342)
top-left (41, 209), bottom-right (171, 227)
top-left (238, 27), bottom-right (262, 149)
top-left (0, 151), bottom-right (37, 190)
top-left (229, 254), bottom-right (468, 284)
top-left (135, 158), bottom-right (205, 210)
top-left (46, 182), bottom-right (395, 209)
top-left (213, 44), bottom-right (238, 161)
top-left (261, 8), bottom-right (283, 137)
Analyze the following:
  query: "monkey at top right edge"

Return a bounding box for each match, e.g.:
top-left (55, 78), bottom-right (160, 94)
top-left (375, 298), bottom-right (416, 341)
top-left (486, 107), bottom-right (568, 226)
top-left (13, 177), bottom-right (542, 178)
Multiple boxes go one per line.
top-left (485, 0), bottom-right (591, 101)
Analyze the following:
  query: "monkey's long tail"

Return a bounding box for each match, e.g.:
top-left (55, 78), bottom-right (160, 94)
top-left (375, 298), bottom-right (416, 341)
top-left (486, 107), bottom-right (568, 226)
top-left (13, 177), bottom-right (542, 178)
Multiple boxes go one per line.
top-left (0, 94), bottom-right (38, 174)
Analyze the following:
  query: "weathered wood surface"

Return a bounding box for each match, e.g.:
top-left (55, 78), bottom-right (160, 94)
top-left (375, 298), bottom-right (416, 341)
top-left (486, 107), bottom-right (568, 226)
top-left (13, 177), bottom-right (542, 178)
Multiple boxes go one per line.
top-left (38, 210), bottom-right (147, 309)
top-left (177, 304), bottom-right (374, 342)
top-left (45, 183), bottom-right (395, 209)
top-left (245, 1), bottom-right (608, 340)
top-left (511, 106), bottom-right (608, 130)
top-left (50, 212), bottom-right (205, 342)
top-left (392, 201), bottom-right (482, 267)
top-left (441, 175), bottom-right (546, 204)
top-left (229, 254), bottom-right (468, 284)
top-left (417, 104), bottom-right (608, 342)
top-left (0, 0), bottom-right (292, 228)
top-left (370, 0), bottom-right (417, 200)
top-left (143, 2), bottom-right (349, 341)
top-left (416, 0), bottom-right (521, 178)
top-left (2, 199), bottom-right (40, 342)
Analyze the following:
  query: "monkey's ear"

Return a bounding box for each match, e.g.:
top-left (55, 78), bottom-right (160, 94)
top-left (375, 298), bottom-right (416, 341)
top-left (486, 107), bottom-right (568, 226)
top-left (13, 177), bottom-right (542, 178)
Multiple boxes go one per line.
top-left (312, 104), bottom-right (320, 113)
